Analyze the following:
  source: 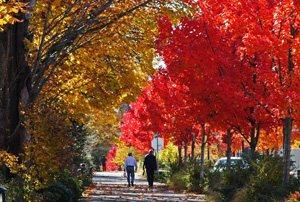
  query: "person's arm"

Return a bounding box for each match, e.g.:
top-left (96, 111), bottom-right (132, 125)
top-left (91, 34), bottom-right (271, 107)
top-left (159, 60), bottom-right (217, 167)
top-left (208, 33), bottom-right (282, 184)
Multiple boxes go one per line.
top-left (142, 157), bottom-right (146, 175)
top-left (143, 156), bottom-right (147, 170)
top-left (124, 158), bottom-right (127, 171)
top-left (134, 158), bottom-right (137, 172)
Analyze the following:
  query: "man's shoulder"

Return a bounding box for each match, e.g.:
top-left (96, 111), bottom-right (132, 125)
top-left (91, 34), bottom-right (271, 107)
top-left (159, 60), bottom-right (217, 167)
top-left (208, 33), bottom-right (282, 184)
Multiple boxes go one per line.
top-left (145, 154), bottom-right (155, 159)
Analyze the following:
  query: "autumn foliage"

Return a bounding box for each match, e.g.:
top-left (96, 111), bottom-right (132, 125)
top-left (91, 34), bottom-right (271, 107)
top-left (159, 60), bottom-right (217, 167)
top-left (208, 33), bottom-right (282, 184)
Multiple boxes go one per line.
top-left (120, 0), bottom-right (300, 183)
top-left (0, 0), bottom-right (194, 200)
top-left (106, 146), bottom-right (119, 171)
top-left (1, 0), bottom-right (300, 199)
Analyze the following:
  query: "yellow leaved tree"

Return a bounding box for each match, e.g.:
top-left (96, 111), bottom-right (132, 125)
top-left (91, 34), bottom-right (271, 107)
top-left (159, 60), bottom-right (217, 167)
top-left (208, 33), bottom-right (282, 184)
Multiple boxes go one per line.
top-left (0, 0), bottom-right (193, 200)
top-left (0, 0), bottom-right (25, 30)
top-left (113, 140), bottom-right (144, 167)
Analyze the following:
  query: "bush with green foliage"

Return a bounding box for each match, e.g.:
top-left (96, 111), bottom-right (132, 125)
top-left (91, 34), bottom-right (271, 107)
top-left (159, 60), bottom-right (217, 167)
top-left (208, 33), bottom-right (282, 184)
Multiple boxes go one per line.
top-left (208, 155), bottom-right (300, 202)
top-left (4, 177), bottom-right (24, 201)
top-left (37, 171), bottom-right (83, 202)
top-left (156, 148), bottom-right (300, 202)
top-left (167, 159), bottom-right (208, 192)
top-left (207, 163), bottom-right (251, 201)
top-left (158, 143), bottom-right (178, 170)
top-left (3, 170), bottom-right (91, 201)
top-left (232, 156), bottom-right (300, 202)
top-left (154, 170), bottom-right (170, 183)
top-left (168, 169), bottom-right (190, 191)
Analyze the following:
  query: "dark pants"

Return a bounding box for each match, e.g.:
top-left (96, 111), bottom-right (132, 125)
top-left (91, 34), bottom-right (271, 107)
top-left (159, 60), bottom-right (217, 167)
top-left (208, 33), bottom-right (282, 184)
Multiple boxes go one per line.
top-left (126, 166), bottom-right (135, 185)
top-left (146, 169), bottom-right (154, 187)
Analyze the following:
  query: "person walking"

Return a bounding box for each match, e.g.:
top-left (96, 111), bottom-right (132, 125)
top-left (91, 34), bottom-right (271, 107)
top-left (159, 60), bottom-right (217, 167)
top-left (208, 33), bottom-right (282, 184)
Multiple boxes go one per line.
top-left (101, 155), bottom-right (107, 171)
top-left (124, 152), bottom-right (137, 187)
top-left (143, 149), bottom-right (157, 188)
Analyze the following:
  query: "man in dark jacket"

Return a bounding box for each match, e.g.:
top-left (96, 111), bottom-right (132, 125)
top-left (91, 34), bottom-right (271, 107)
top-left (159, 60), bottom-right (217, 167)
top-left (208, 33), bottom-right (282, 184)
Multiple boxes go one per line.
top-left (143, 149), bottom-right (157, 188)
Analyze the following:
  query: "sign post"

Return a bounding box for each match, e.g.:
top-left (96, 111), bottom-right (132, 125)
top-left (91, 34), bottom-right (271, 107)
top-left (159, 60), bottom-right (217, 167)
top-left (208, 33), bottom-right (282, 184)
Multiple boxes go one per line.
top-left (151, 133), bottom-right (164, 171)
top-left (151, 133), bottom-right (164, 153)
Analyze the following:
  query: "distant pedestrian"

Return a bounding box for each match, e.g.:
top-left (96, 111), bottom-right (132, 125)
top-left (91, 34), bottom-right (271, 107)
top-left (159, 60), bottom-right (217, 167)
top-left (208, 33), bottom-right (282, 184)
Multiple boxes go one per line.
top-left (124, 152), bottom-right (137, 187)
top-left (101, 155), bottom-right (107, 171)
top-left (143, 149), bottom-right (157, 188)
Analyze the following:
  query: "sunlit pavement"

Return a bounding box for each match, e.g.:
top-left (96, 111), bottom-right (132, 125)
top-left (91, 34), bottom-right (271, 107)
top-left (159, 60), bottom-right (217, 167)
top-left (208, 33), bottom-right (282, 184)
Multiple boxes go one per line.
top-left (81, 171), bottom-right (206, 201)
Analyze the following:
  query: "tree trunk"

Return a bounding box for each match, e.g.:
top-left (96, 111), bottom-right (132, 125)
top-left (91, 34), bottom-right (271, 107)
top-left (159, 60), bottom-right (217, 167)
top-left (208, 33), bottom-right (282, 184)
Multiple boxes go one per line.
top-left (207, 145), bottom-right (210, 161)
top-left (282, 117), bottom-right (293, 185)
top-left (0, 26), bottom-right (9, 150)
top-left (191, 133), bottom-right (195, 159)
top-left (226, 128), bottom-right (232, 170)
top-left (281, 24), bottom-right (296, 186)
top-left (241, 140), bottom-right (245, 152)
top-left (249, 123), bottom-right (260, 159)
top-left (183, 142), bottom-right (188, 162)
top-left (0, 109), bottom-right (6, 149)
top-left (199, 123), bottom-right (206, 181)
top-left (178, 145), bottom-right (182, 165)
top-left (0, 14), bottom-right (30, 155)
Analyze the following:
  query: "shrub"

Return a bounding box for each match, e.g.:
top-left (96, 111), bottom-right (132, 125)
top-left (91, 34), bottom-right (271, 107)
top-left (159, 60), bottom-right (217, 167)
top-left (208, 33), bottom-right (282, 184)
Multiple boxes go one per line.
top-left (158, 143), bottom-right (178, 170)
top-left (38, 171), bottom-right (82, 202)
top-left (207, 164), bottom-right (251, 201)
top-left (206, 155), bottom-right (300, 202)
top-left (167, 159), bottom-right (206, 192)
top-left (186, 160), bottom-right (202, 192)
top-left (154, 170), bottom-right (169, 183)
top-left (168, 169), bottom-right (190, 191)
top-left (206, 190), bottom-right (224, 202)
top-left (231, 156), bottom-right (300, 202)
top-left (3, 177), bottom-right (24, 201)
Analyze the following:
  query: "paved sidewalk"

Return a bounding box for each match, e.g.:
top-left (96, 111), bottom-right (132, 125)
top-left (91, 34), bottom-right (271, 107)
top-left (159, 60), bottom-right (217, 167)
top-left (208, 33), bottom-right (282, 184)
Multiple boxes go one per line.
top-left (81, 171), bottom-right (206, 202)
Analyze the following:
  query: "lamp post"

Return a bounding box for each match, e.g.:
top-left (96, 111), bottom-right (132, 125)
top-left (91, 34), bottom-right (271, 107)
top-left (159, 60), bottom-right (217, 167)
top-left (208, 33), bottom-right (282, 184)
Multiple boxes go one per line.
top-left (0, 186), bottom-right (6, 202)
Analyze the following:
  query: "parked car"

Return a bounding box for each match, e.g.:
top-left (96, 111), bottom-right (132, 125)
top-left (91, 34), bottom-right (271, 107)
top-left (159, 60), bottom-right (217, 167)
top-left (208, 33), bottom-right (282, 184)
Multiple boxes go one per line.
top-left (213, 157), bottom-right (247, 171)
top-left (279, 148), bottom-right (300, 178)
top-left (291, 149), bottom-right (300, 178)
